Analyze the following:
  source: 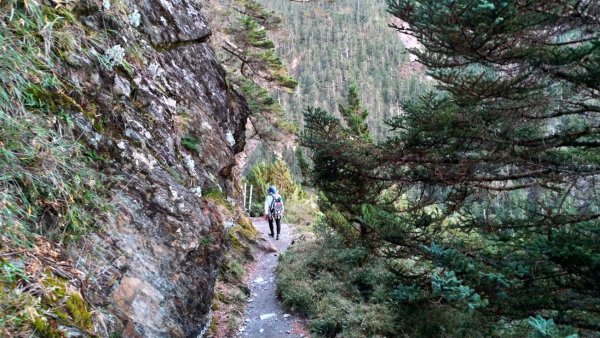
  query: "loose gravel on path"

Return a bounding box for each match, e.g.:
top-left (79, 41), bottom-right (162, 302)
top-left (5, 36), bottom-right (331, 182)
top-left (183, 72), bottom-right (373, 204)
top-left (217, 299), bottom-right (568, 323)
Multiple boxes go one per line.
top-left (238, 218), bottom-right (309, 338)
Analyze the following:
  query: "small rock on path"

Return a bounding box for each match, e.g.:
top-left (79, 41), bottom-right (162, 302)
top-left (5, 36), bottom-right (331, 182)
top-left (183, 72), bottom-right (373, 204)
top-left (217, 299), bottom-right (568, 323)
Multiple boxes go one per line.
top-left (238, 218), bottom-right (309, 338)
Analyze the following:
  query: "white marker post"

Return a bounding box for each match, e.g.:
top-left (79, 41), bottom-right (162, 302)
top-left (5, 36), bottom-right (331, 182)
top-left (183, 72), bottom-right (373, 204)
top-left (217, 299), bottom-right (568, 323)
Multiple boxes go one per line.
top-left (243, 182), bottom-right (247, 211)
top-left (248, 185), bottom-right (253, 216)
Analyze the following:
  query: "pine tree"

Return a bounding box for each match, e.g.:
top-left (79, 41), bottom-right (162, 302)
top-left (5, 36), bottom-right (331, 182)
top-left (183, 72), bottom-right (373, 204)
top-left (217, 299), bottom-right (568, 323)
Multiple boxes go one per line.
top-left (211, 0), bottom-right (298, 143)
top-left (338, 83), bottom-right (372, 142)
top-left (301, 0), bottom-right (600, 333)
top-left (223, 0), bottom-right (297, 92)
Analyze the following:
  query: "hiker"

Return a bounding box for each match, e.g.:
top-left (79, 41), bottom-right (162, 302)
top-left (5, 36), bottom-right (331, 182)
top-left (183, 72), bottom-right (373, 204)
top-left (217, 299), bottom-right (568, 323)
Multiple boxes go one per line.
top-left (264, 185), bottom-right (284, 240)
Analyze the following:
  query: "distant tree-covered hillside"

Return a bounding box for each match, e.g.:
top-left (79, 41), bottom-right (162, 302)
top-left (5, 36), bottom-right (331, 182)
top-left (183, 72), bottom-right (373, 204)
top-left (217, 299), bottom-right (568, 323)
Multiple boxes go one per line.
top-left (257, 0), bottom-right (431, 137)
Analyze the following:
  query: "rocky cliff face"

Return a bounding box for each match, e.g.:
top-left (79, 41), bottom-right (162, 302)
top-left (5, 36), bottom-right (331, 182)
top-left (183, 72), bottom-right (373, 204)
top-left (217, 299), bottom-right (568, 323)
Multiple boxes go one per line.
top-left (58, 1), bottom-right (249, 337)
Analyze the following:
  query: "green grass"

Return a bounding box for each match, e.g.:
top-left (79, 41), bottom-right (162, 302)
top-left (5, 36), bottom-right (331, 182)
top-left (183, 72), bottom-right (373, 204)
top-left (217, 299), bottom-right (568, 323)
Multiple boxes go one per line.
top-left (0, 1), bottom-right (110, 335)
top-left (181, 134), bottom-right (201, 152)
top-left (203, 187), bottom-right (235, 212)
top-left (276, 237), bottom-right (396, 337)
top-left (0, 0), bottom-right (108, 244)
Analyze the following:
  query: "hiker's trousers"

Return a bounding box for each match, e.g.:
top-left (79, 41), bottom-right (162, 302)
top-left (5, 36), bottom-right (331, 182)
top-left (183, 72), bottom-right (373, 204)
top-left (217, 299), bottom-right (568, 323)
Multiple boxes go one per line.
top-left (268, 217), bottom-right (281, 236)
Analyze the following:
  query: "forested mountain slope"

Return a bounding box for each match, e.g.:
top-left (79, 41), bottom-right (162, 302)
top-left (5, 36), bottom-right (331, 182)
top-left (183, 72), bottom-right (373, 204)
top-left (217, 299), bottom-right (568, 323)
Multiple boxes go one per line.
top-left (258, 0), bottom-right (431, 137)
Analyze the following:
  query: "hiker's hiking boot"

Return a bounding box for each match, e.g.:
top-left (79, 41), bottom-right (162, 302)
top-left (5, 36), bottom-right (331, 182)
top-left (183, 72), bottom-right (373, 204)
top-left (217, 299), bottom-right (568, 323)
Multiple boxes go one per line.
top-left (268, 233), bottom-right (274, 237)
top-left (276, 234), bottom-right (279, 240)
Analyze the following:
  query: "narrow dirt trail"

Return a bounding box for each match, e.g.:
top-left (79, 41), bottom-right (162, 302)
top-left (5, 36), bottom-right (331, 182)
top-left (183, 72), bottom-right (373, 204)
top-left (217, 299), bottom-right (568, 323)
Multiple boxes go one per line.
top-left (238, 218), bottom-right (308, 338)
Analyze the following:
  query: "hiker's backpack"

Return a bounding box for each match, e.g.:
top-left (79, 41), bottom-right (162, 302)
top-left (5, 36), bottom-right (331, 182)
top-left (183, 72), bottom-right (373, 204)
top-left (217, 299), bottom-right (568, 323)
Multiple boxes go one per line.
top-left (270, 194), bottom-right (284, 220)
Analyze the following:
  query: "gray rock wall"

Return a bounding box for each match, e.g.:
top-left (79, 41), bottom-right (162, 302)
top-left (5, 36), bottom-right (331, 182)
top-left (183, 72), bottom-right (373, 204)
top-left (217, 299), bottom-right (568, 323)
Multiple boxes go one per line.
top-left (63, 1), bottom-right (249, 337)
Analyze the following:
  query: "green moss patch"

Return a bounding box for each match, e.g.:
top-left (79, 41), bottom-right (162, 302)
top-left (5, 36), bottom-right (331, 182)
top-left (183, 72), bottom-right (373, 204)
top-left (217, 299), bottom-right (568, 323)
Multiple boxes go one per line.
top-left (64, 293), bottom-right (93, 330)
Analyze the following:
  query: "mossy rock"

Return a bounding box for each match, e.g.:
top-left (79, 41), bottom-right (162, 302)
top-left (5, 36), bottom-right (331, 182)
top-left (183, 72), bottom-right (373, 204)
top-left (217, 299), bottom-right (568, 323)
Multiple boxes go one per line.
top-left (38, 274), bottom-right (94, 334)
top-left (226, 225), bottom-right (257, 264)
top-left (64, 293), bottom-right (93, 331)
top-left (237, 223), bottom-right (257, 240)
top-left (203, 189), bottom-right (234, 213)
top-left (32, 317), bottom-right (63, 338)
top-left (228, 229), bottom-right (243, 251)
top-left (208, 316), bottom-right (218, 335)
top-left (214, 290), bottom-right (226, 302)
top-left (236, 216), bottom-right (257, 237)
top-left (42, 275), bottom-right (68, 301)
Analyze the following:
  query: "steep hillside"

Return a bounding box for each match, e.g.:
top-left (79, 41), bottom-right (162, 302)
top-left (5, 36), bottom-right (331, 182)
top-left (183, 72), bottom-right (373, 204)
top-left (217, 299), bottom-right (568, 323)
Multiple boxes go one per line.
top-left (1, 1), bottom-right (251, 337)
top-left (257, 0), bottom-right (431, 137)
